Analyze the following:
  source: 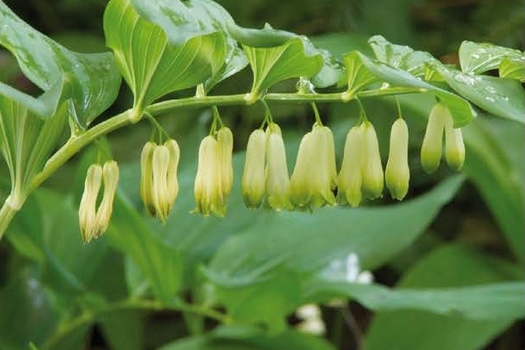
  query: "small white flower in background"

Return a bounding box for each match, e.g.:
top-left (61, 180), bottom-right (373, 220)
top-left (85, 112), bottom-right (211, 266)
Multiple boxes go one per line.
top-left (295, 304), bottom-right (326, 336)
top-left (321, 252), bottom-right (373, 284)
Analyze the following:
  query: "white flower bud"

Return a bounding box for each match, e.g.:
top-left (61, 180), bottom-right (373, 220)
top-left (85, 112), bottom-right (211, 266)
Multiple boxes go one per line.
top-left (265, 123), bottom-right (293, 210)
top-left (242, 129), bottom-right (267, 208)
top-left (194, 136), bottom-right (225, 216)
top-left (386, 118), bottom-right (410, 200)
top-left (421, 103), bottom-right (446, 173)
top-left (444, 114), bottom-right (465, 171)
top-left (337, 125), bottom-right (364, 207)
top-left (361, 121), bottom-right (384, 200)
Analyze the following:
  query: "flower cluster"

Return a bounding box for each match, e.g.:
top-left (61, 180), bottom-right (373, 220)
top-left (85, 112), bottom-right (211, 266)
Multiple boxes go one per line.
top-left (78, 161), bottom-right (119, 243)
top-left (140, 139), bottom-right (180, 222)
top-left (77, 102), bottom-right (466, 242)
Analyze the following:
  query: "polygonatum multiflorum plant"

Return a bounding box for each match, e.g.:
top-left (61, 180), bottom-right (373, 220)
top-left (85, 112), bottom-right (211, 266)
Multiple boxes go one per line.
top-left (1, 0), bottom-right (524, 349)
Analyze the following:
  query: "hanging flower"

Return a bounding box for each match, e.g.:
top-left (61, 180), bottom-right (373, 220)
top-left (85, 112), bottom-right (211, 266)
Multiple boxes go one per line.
top-left (289, 124), bottom-right (337, 209)
top-left (385, 118), bottom-right (410, 200)
top-left (79, 161), bottom-right (119, 243)
top-left (337, 125), bottom-right (364, 207)
top-left (444, 112), bottom-right (465, 171)
top-left (265, 123), bottom-right (293, 210)
top-left (140, 139), bottom-right (180, 222)
top-left (242, 129), bottom-right (267, 208)
top-left (421, 103), bottom-right (446, 173)
top-left (361, 121), bottom-right (384, 200)
top-left (194, 126), bottom-right (234, 216)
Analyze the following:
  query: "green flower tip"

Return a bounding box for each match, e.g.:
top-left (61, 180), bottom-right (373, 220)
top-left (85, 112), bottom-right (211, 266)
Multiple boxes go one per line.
top-left (140, 139), bottom-right (180, 222)
top-left (79, 160), bottom-right (119, 243)
top-left (194, 127), bottom-right (234, 216)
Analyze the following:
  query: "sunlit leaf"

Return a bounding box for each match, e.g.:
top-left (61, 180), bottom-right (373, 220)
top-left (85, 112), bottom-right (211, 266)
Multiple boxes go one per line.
top-left (499, 56), bottom-right (525, 81)
top-left (436, 65), bottom-right (525, 123)
top-left (0, 2), bottom-right (121, 127)
top-left (243, 38), bottom-right (324, 102)
top-left (104, 0), bottom-right (227, 117)
top-left (368, 35), bottom-right (439, 77)
top-left (458, 40), bottom-right (524, 74)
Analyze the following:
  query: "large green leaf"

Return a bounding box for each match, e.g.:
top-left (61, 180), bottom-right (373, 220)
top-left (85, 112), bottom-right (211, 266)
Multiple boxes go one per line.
top-left (458, 40), bottom-right (524, 75)
top-left (499, 57), bottom-right (525, 81)
top-left (343, 51), bottom-right (475, 127)
top-left (305, 281), bottom-right (524, 320)
top-left (202, 176), bottom-right (463, 328)
top-left (0, 1), bottom-right (121, 127)
top-left (462, 116), bottom-right (525, 262)
top-left (363, 244), bottom-right (524, 350)
top-left (106, 194), bottom-right (182, 303)
top-left (104, 0), bottom-right (227, 117)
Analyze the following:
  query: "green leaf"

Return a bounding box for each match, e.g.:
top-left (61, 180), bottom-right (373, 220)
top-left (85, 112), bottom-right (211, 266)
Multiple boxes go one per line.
top-left (0, 268), bottom-right (58, 350)
top-left (343, 51), bottom-right (475, 127)
top-left (499, 56), bottom-right (525, 81)
top-left (306, 281), bottom-right (524, 320)
top-left (458, 40), bottom-right (524, 74)
top-left (106, 194), bottom-right (182, 303)
top-left (243, 38), bottom-right (324, 102)
top-left (206, 175), bottom-right (463, 281)
top-left (363, 244), bottom-right (523, 350)
top-left (0, 2), bottom-right (121, 126)
top-left (98, 310), bottom-right (143, 350)
top-left (0, 96), bottom-right (68, 207)
top-left (368, 35), bottom-right (439, 77)
top-left (203, 176), bottom-right (463, 328)
top-left (435, 65), bottom-right (525, 124)
top-left (462, 116), bottom-right (525, 262)
top-left (156, 329), bottom-right (336, 350)
top-left (103, 0), bottom-right (227, 116)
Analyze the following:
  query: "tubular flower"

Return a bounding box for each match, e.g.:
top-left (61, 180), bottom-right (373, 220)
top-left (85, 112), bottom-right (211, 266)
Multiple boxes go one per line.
top-left (242, 129), bottom-right (267, 208)
top-left (385, 118), bottom-right (410, 200)
top-left (265, 123), bottom-right (293, 210)
top-left (217, 127), bottom-right (234, 198)
top-left (289, 124), bottom-right (337, 209)
top-left (444, 113), bottom-right (465, 171)
top-left (194, 127), bottom-right (233, 216)
top-left (361, 121), bottom-right (384, 200)
top-left (421, 103), bottom-right (446, 173)
top-left (337, 125), bottom-right (364, 207)
top-left (140, 139), bottom-right (180, 222)
top-left (79, 161), bottom-right (119, 243)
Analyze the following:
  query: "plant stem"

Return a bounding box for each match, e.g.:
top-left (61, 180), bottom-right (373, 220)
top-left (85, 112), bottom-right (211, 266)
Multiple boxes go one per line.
top-left (0, 201), bottom-right (18, 241)
top-left (0, 86), bottom-right (425, 240)
top-left (41, 297), bottom-right (230, 350)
